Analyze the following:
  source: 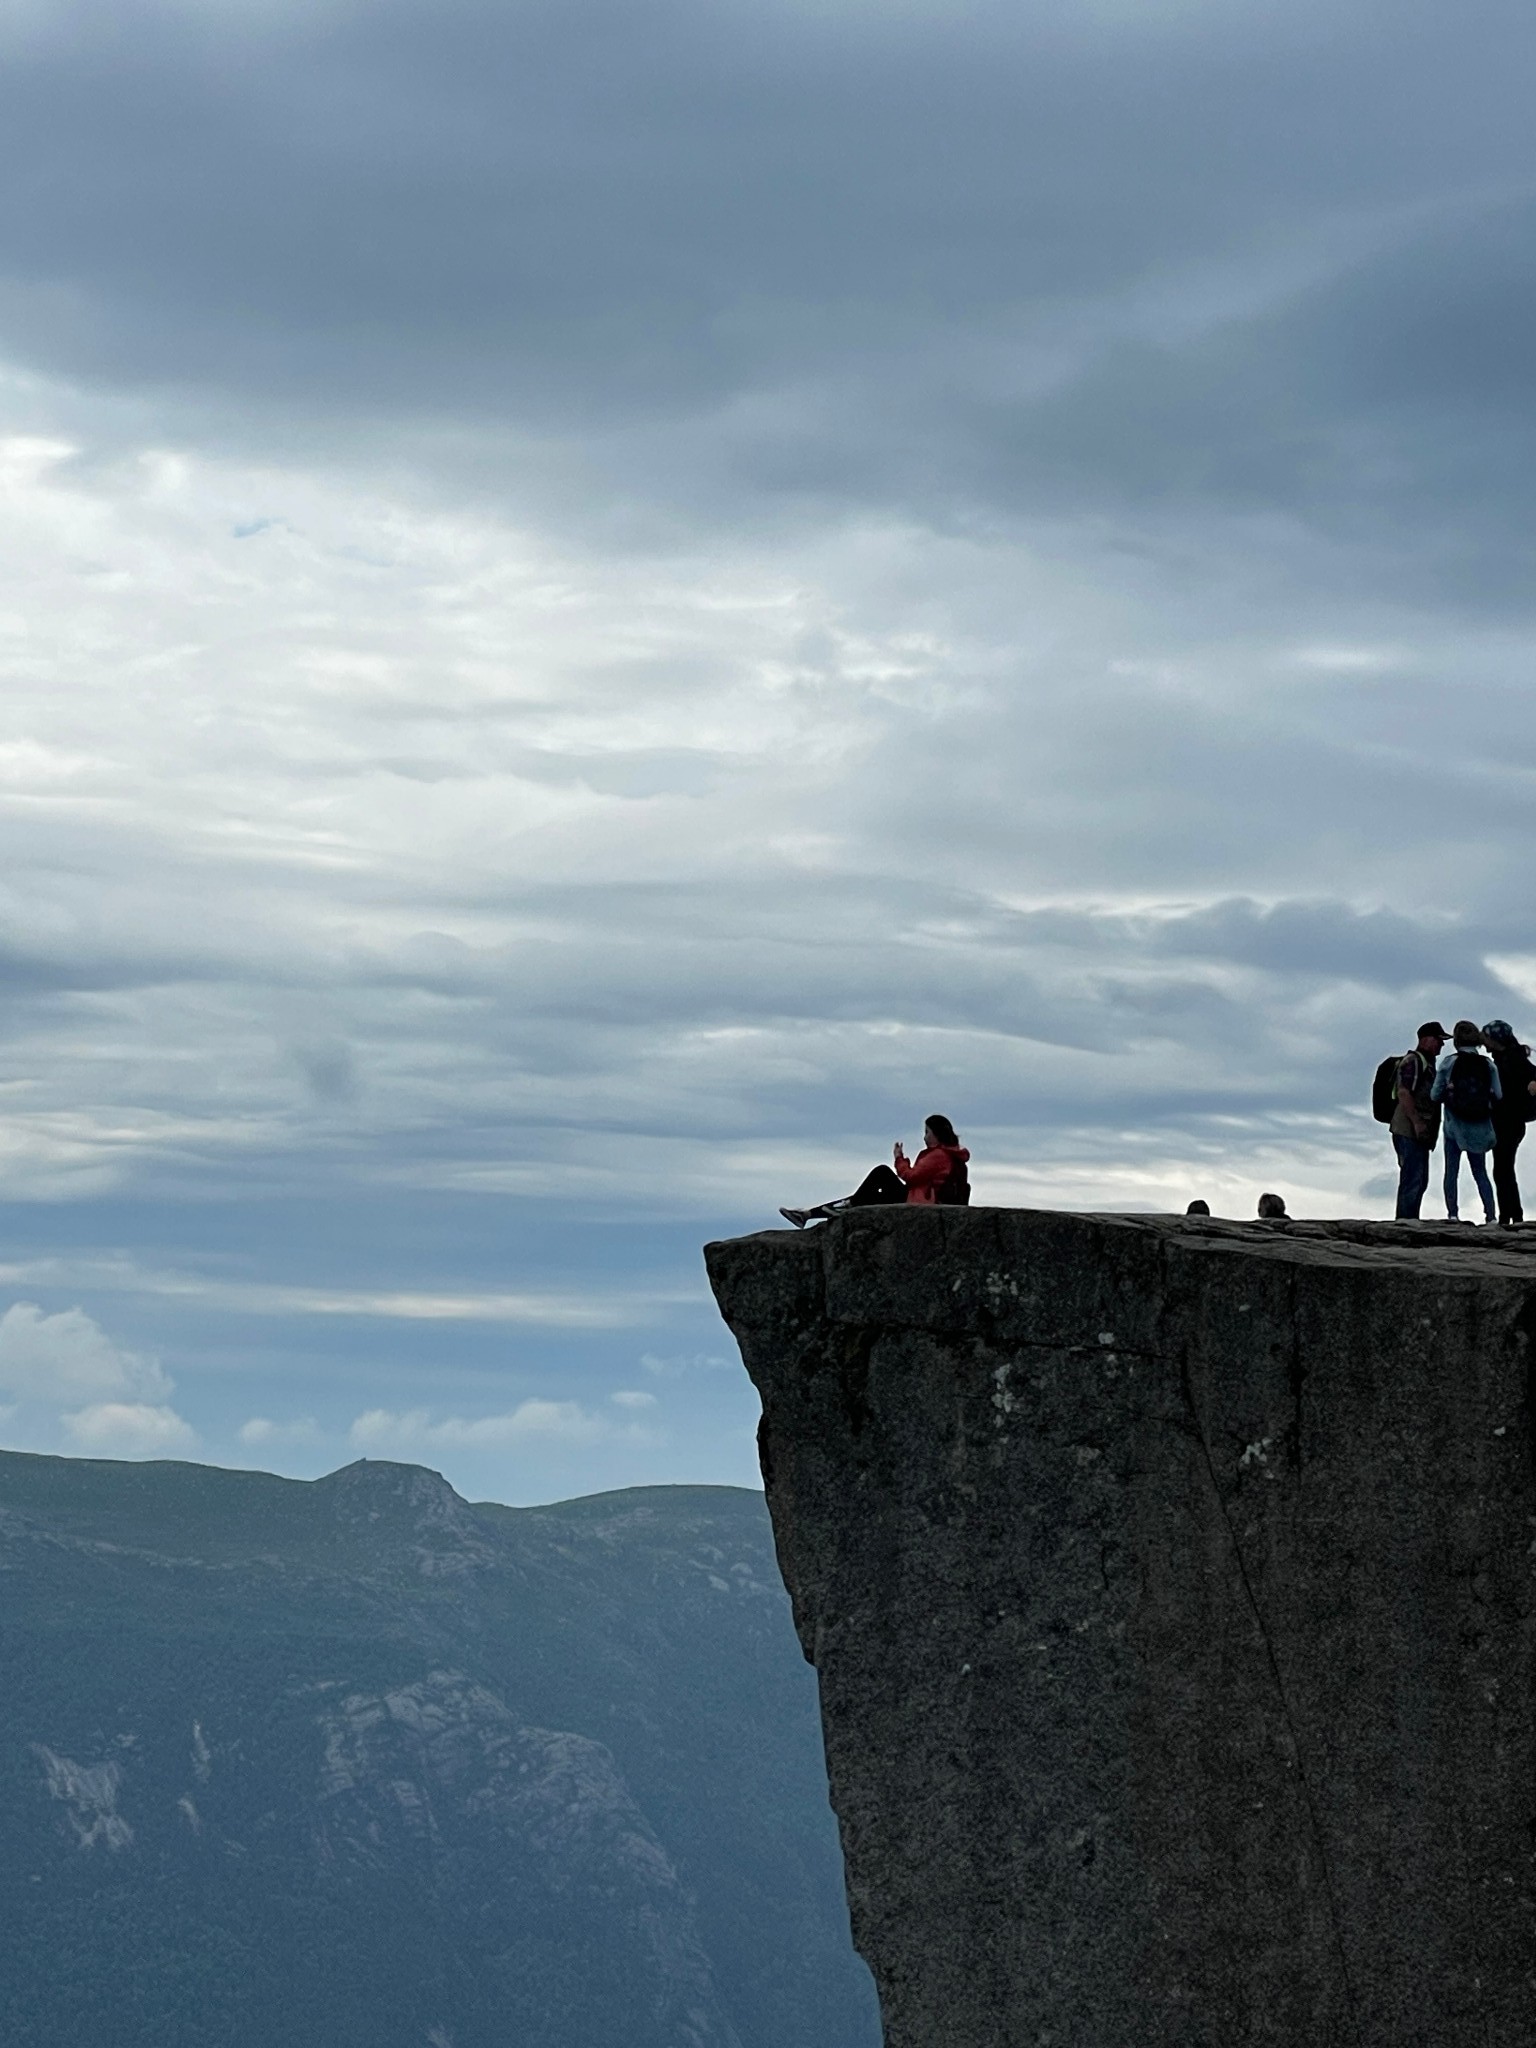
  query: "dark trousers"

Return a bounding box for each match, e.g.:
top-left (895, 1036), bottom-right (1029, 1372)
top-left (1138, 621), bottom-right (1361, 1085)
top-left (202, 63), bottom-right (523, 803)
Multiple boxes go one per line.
top-left (1492, 1122), bottom-right (1525, 1225)
top-left (1393, 1133), bottom-right (1431, 1219)
top-left (846, 1164), bottom-right (908, 1207)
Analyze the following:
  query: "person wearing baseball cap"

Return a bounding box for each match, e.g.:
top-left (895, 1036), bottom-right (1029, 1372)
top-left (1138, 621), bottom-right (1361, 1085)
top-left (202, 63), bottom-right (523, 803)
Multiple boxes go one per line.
top-left (1391, 1021), bottom-right (1448, 1219)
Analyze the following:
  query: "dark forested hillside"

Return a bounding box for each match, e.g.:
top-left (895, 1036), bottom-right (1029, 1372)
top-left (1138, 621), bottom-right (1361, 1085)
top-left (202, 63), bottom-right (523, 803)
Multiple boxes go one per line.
top-left (0, 1451), bottom-right (878, 2048)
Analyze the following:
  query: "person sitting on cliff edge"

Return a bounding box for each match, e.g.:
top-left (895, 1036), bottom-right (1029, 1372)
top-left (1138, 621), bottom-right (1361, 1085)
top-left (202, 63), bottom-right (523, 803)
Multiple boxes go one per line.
top-left (780, 1116), bottom-right (970, 1228)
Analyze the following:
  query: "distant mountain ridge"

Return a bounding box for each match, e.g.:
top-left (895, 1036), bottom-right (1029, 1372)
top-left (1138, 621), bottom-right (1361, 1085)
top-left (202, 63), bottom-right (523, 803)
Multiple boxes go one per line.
top-left (0, 1450), bottom-right (878, 2048)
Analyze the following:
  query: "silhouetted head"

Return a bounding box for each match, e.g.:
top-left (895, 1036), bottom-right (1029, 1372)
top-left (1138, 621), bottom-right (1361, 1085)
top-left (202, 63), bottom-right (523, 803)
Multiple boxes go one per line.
top-left (1482, 1018), bottom-right (1517, 1050)
top-left (1416, 1020), bottom-right (1448, 1054)
top-left (924, 1114), bottom-right (960, 1147)
top-left (1452, 1019), bottom-right (1483, 1050)
top-left (1257, 1192), bottom-right (1288, 1219)
top-left (1185, 1199), bottom-right (1211, 1217)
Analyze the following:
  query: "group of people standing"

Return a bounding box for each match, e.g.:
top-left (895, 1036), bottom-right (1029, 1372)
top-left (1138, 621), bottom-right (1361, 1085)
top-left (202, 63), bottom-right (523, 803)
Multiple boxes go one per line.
top-left (1391, 1019), bottom-right (1536, 1226)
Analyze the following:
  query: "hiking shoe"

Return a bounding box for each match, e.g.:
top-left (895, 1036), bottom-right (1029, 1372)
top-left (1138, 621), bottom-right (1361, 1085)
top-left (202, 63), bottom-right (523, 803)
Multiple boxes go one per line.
top-left (779, 1207), bottom-right (809, 1228)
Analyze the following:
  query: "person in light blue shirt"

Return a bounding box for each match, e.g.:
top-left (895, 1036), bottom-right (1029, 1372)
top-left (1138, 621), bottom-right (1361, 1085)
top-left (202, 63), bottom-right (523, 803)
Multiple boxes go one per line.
top-left (1430, 1020), bottom-right (1501, 1223)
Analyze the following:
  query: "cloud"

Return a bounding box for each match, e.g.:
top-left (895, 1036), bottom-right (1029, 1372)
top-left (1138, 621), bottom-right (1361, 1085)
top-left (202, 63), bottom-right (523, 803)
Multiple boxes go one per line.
top-left (0, 0), bottom-right (1529, 567)
top-left (61, 1402), bottom-right (197, 1457)
top-left (238, 1415), bottom-right (322, 1447)
top-left (642, 1352), bottom-right (732, 1378)
top-left (610, 1389), bottom-right (657, 1409)
top-left (292, 1040), bottom-right (358, 1105)
top-left (0, 414), bottom-right (1528, 1245)
top-left (0, 1259), bottom-right (697, 1328)
top-left (1488, 959), bottom-right (1536, 1010)
top-left (0, 1302), bottom-right (197, 1460)
top-left (0, 1302), bottom-right (170, 1404)
top-left (349, 1399), bottom-right (639, 1452)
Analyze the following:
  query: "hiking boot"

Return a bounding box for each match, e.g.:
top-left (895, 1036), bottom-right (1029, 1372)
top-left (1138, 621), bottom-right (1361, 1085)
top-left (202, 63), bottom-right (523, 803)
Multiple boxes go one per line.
top-left (779, 1208), bottom-right (809, 1228)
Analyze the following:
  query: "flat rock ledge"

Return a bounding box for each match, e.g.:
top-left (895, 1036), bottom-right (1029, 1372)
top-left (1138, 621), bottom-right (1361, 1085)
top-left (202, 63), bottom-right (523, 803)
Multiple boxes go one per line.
top-left (706, 1209), bottom-right (1536, 2048)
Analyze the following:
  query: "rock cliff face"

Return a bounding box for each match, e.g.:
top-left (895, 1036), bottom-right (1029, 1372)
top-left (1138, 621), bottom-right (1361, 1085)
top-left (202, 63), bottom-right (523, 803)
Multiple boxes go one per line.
top-left (706, 1208), bottom-right (1536, 2048)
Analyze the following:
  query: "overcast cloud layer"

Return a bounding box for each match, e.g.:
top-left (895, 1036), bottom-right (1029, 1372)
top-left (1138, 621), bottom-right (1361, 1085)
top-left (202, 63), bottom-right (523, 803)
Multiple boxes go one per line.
top-left (0, 0), bottom-right (1533, 1500)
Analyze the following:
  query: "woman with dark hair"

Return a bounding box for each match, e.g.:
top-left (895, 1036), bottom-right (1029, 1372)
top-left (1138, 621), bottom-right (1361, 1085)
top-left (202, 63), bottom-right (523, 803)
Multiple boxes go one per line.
top-left (780, 1116), bottom-right (970, 1227)
top-left (1430, 1021), bottom-right (1501, 1224)
top-left (1482, 1019), bottom-right (1536, 1228)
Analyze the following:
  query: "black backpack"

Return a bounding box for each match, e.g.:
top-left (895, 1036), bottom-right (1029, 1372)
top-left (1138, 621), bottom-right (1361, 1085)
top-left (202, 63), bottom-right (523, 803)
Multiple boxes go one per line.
top-left (1446, 1050), bottom-right (1492, 1121)
top-left (1371, 1054), bottom-right (1409, 1124)
top-left (935, 1152), bottom-right (970, 1206)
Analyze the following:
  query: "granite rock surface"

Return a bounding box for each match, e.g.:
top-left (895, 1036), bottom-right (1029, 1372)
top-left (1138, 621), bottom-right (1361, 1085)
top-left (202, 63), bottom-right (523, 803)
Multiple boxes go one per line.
top-left (706, 1209), bottom-right (1536, 2048)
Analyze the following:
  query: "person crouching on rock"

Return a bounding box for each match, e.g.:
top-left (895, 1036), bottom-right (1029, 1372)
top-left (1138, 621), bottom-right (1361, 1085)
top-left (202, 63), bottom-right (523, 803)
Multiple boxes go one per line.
top-left (780, 1116), bottom-right (971, 1227)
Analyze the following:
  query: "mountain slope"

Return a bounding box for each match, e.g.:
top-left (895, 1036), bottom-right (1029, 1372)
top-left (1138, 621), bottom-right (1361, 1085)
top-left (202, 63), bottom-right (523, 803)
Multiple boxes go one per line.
top-left (0, 1452), bottom-right (878, 2048)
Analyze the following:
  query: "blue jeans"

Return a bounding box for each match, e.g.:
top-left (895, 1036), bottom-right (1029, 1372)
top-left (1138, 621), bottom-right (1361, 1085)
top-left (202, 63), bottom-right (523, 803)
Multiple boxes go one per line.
top-left (1393, 1133), bottom-right (1430, 1219)
top-left (1443, 1133), bottom-right (1495, 1220)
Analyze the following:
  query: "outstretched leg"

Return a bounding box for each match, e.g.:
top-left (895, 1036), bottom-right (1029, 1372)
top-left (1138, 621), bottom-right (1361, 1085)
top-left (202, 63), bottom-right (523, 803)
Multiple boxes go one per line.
top-left (844, 1165), bottom-right (907, 1207)
top-left (781, 1162), bottom-right (907, 1227)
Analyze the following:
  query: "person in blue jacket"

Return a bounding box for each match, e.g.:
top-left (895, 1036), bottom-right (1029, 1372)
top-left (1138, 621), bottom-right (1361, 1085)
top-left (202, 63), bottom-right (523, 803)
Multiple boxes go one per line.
top-left (1430, 1021), bottom-right (1501, 1224)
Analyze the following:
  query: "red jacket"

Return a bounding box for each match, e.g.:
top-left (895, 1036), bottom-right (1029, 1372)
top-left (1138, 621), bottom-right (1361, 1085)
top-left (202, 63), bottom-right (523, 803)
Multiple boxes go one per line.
top-left (895, 1144), bottom-right (970, 1204)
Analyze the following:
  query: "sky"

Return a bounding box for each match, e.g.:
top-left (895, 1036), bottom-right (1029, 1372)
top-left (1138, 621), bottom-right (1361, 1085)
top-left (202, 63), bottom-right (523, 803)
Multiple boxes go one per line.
top-left (1, 0), bottom-right (1533, 1503)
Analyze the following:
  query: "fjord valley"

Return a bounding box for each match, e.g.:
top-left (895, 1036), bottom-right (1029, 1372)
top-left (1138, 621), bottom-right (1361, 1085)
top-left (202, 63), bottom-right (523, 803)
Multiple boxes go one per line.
top-left (0, 1451), bottom-right (878, 2048)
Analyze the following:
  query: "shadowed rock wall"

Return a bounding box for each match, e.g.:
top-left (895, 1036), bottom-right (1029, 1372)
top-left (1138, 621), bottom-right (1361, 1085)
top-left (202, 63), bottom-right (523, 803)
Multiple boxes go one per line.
top-left (706, 1209), bottom-right (1536, 2048)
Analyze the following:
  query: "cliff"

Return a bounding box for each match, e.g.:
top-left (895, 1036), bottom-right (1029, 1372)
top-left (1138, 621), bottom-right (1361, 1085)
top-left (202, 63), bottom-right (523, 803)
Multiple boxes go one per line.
top-left (705, 1208), bottom-right (1536, 2048)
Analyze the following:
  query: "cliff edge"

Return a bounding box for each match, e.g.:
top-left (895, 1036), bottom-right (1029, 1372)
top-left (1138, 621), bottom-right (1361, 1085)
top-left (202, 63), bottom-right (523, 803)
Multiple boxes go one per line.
top-left (705, 1208), bottom-right (1536, 2048)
